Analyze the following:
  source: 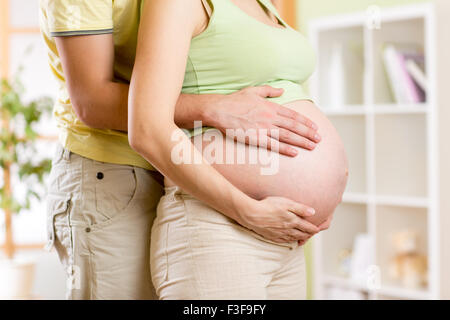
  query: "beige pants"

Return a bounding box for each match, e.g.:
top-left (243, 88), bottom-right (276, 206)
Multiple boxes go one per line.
top-left (151, 186), bottom-right (307, 300)
top-left (46, 145), bottom-right (163, 299)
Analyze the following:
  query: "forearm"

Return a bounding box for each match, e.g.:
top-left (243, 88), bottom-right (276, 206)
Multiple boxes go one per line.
top-left (72, 80), bottom-right (129, 132)
top-left (77, 82), bottom-right (218, 131)
top-left (174, 93), bottom-right (221, 129)
top-left (130, 120), bottom-right (254, 224)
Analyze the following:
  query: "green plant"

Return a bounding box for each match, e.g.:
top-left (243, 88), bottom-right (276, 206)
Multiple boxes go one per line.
top-left (0, 75), bottom-right (54, 259)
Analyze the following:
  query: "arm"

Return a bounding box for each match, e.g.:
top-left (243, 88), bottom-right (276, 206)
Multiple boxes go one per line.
top-left (129, 0), bottom-right (319, 243)
top-left (55, 35), bottom-right (320, 153)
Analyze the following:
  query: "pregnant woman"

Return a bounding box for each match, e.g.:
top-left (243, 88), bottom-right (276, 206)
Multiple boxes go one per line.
top-left (129, 0), bottom-right (348, 299)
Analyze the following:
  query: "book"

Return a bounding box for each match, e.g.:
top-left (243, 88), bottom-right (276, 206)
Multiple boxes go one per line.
top-left (383, 44), bottom-right (426, 104)
top-left (406, 59), bottom-right (428, 93)
top-left (383, 45), bottom-right (407, 103)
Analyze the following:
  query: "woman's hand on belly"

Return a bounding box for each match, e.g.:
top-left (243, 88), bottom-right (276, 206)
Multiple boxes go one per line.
top-left (203, 86), bottom-right (321, 157)
top-left (241, 196), bottom-right (321, 244)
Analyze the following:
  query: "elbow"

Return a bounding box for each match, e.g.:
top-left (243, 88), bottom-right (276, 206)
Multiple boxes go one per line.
top-left (71, 98), bottom-right (101, 129)
top-left (128, 115), bottom-right (169, 162)
top-left (128, 127), bottom-right (156, 164)
top-left (128, 122), bottom-right (150, 156)
top-left (128, 130), bottom-right (144, 154)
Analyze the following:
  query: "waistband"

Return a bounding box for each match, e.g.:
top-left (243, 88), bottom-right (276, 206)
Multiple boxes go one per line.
top-left (162, 185), bottom-right (298, 250)
top-left (53, 144), bottom-right (164, 187)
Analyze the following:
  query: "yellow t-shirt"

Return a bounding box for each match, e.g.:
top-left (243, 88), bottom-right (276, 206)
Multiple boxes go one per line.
top-left (39, 0), bottom-right (153, 170)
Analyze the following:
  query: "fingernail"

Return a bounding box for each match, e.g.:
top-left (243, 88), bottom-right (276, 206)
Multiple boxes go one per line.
top-left (290, 148), bottom-right (298, 156)
top-left (308, 208), bottom-right (316, 215)
top-left (309, 142), bottom-right (316, 149)
top-left (311, 123), bottom-right (318, 130)
top-left (315, 134), bottom-right (321, 142)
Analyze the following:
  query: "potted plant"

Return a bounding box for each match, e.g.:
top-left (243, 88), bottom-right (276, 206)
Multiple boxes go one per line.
top-left (0, 75), bottom-right (53, 299)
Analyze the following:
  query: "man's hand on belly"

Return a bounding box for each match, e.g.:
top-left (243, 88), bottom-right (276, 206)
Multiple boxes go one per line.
top-left (201, 85), bottom-right (322, 157)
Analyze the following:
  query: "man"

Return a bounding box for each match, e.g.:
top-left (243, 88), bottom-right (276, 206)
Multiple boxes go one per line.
top-left (40, 0), bottom-right (321, 300)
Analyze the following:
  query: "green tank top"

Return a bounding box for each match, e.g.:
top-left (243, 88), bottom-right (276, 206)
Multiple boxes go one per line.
top-left (182, 0), bottom-right (317, 106)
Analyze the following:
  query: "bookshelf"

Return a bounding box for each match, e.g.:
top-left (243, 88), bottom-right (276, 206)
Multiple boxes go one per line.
top-left (309, 2), bottom-right (450, 300)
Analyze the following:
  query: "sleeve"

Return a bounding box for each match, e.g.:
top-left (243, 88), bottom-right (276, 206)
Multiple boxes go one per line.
top-left (45, 0), bottom-right (113, 37)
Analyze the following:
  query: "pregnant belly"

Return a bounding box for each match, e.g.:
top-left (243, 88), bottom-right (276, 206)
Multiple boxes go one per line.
top-left (169, 100), bottom-right (349, 226)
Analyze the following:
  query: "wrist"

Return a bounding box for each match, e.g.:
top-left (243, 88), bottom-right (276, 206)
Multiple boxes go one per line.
top-left (175, 94), bottom-right (221, 129)
top-left (230, 193), bottom-right (259, 228)
top-left (199, 94), bottom-right (225, 128)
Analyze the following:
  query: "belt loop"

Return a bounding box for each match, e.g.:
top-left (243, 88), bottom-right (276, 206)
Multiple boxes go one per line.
top-left (53, 144), bottom-right (64, 164)
top-left (62, 148), bottom-right (71, 161)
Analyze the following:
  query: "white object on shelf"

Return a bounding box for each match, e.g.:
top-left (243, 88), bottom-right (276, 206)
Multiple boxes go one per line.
top-left (350, 233), bottom-right (375, 284)
top-left (383, 45), bottom-right (407, 103)
top-left (328, 43), bottom-right (346, 109)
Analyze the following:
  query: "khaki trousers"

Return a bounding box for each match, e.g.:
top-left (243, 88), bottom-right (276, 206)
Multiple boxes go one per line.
top-left (46, 145), bottom-right (163, 300)
top-left (151, 186), bottom-right (307, 300)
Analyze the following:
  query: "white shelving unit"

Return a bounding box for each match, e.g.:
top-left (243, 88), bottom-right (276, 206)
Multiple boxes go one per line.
top-left (309, 2), bottom-right (450, 300)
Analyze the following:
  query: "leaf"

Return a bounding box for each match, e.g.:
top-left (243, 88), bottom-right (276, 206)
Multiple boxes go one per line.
top-left (0, 75), bottom-right (54, 218)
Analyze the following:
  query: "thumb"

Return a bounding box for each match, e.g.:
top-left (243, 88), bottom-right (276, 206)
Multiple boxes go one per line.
top-left (255, 85), bottom-right (284, 98)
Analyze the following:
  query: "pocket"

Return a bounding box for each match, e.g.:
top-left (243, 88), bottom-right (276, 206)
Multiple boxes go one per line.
top-left (94, 166), bottom-right (138, 220)
top-left (45, 193), bottom-right (71, 252)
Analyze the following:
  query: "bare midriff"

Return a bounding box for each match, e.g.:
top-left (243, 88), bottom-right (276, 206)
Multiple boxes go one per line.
top-left (166, 100), bottom-right (349, 226)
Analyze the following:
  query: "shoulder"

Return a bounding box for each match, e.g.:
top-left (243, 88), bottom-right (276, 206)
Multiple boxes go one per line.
top-left (140, 0), bottom-right (208, 36)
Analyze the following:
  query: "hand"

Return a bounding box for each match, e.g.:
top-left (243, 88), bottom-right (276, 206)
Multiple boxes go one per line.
top-left (240, 196), bottom-right (320, 244)
top-left (297, 214), bottom-right (334, 246)
top-left (318, 214), bottom-right (334, 231)
top-left (204, 86), bottom-right (321, 157)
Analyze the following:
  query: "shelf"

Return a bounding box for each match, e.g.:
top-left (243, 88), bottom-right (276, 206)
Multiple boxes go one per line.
top-left (310, 3), bottom-right (443, 300)
top-left (323, 106), bottom-right (368, 116)
top-left (341, 193), bottom-right (428, 208)
top-left (374, 195), bottom-right (428, 208)
top-left (323, 275), bottom-right (369, 292)
top-left (373, 104), bottom-right (429, 114)
top-left (322, 103), bottom-right (429, 116)
top-left (342, 192), bottom-right (369, 204)
top-left (322, 276), bottom-right (431, 300)
top-left (378, 284), bottom-right (430, 300)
